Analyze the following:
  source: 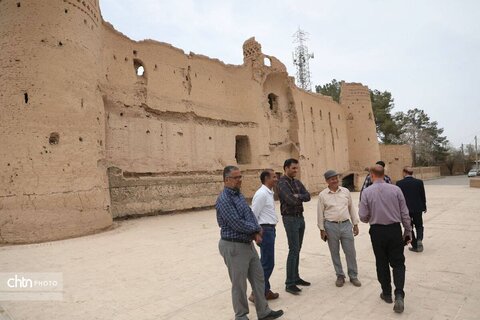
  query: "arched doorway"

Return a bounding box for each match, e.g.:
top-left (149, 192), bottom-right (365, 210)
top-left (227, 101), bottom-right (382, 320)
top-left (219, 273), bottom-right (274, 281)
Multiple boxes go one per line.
top-left (342, 173), bottom-right (355, 191)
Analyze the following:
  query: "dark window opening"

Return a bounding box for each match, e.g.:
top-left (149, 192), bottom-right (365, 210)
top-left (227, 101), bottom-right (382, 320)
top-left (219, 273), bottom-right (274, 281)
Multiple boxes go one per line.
top-left (17, 2), bottom-right (21, 7)
top-left (24, 92), bottom-right (28, 103)
top-left (133, 59), bottom-right (145, 77)
top-left (267, 93), bottom-right (278, 113)
top-left (64, 9), bottom-right (68, 13)
top-left (235, 135), bottom-right (252, 164)
top-left (49, 132), bottom-right (60, 145)
top-left (342, 174), bottom-right (355, 191)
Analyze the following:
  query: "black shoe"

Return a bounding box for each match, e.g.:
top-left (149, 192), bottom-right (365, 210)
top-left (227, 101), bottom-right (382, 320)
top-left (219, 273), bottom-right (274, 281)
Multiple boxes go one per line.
top-left (417, 240), bottom-right (424, 252)
top-left (295, 278), bottom-right (311, 286)
top-left (285, 285), bottom-right (302, 295)
top-left (259, 309), bottom-right (284, 320)
top-left (393, 294), bottom-right (404, 313)
top-left (380, 293), bottom-right (393, 304)
top-left (409, 247), bottom-right (421, 253)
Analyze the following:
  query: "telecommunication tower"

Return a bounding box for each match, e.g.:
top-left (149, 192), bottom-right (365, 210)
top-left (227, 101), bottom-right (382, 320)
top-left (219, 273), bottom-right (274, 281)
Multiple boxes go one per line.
top-left (292, 28), bottom-right (314, 91)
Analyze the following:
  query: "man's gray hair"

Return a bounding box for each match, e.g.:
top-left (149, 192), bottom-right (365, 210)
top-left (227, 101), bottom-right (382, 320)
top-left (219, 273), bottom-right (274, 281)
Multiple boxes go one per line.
top-left (223, 165), bottom-right (239, 180)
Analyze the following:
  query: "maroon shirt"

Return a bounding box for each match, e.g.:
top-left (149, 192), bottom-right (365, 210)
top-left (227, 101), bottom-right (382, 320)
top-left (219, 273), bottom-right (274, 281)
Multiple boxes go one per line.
top-left (358, 180), bottom-right (412, 235)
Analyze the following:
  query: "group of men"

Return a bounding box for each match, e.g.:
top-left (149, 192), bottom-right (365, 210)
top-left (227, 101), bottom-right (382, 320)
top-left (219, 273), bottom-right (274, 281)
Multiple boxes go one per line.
top-left (216, 159), bottom-right (427, 320)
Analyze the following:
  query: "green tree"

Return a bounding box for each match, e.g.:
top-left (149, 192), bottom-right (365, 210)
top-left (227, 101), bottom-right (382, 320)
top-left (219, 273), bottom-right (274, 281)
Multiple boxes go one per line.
top-left (369, 90), bottom-right (402, 144)
top-left (315, 79), bottom-right (340, 102)
top-left (394, 108), bottom-right (448, 166)
top-left (445, 145), bottom-right (464, 175)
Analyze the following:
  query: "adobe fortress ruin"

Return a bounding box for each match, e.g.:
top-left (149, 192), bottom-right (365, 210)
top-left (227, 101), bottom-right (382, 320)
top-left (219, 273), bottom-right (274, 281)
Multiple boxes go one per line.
top-left (1, 0), bottom-right (382, 244)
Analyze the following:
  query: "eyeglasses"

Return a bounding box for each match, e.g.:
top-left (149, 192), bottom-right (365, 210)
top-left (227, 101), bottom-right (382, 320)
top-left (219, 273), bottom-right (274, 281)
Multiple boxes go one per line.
top-left (228, 175), bottom-right (242, 180)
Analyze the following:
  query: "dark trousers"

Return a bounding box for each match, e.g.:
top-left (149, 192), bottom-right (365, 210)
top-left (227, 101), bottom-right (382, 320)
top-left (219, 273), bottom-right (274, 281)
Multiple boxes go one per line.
top-left (409, 211), bottom-right (424, 248)
top-left (369, 223), bottom-right (406, 297)
top-left (282, 215), bottom-right (305, 286)
top-left (259, 226), bottom-right (276, 294)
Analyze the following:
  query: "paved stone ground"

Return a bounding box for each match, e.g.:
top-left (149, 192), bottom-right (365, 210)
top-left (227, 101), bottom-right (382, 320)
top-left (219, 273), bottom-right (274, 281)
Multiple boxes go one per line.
top-left (0, 176), bottom-right (479, 320)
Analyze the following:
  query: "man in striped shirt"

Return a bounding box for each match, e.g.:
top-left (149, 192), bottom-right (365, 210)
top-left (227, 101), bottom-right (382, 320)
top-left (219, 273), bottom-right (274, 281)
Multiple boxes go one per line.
top-left (217, 166), bottom-right (284, 320)
top-left (359, 164), bottom-right (412, 314)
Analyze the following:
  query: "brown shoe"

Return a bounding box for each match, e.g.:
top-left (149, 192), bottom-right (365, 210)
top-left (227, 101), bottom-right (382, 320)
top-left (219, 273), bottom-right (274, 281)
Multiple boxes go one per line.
top-left (335, 276), bottom-right (345, 287)
top-left (265, 290), bottom-right (279, 300)
top-left (248, 292), bottom-right (255, 303)
top-left (350, 278), bottom-right (362, 287)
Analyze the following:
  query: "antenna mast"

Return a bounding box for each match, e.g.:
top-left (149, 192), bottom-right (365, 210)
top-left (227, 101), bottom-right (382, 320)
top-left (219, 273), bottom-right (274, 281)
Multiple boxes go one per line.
top-left (293, 28), bottom-right (314, 91)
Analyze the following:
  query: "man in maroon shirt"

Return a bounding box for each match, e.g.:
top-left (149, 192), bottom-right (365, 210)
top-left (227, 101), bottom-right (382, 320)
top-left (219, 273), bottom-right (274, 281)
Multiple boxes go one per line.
top-left (359, 165), bottom-right (412, 314)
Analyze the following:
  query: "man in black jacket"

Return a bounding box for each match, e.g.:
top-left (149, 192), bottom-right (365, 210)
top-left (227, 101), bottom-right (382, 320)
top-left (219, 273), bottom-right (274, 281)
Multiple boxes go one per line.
top-left (277, 158), bottom-right (311, 295)
top-left (396, 167), bottom-right (427, 252)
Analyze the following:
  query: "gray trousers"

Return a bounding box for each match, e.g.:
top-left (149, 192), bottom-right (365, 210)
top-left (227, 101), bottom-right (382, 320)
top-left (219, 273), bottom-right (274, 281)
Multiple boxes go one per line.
top-left (219, 239), bottom-right (272, 320)
top-left (324, 220), bottom-right (358, 279)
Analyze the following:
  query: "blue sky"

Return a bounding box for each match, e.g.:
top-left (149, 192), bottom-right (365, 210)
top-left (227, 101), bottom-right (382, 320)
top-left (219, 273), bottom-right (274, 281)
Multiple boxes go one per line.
top-left (100, 0), bottom-right (480, 148)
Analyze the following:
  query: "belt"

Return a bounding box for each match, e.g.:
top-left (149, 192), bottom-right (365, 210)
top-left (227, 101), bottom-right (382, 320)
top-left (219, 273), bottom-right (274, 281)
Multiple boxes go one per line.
top-left (371, 222), bottom-right (400, 228)
top-left (260, 224), bottom-right (276, 228)
top-left (326, 219), bottom-right (350, 224)
top-left (221, 237), bottom-right (251, 244)
top-left (282, 214), bottom-right (303, 217)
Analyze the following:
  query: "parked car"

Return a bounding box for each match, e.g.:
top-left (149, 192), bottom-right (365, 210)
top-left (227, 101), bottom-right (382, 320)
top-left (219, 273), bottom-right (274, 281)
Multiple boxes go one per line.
top-left (467, 168), bottom-right (480, 177)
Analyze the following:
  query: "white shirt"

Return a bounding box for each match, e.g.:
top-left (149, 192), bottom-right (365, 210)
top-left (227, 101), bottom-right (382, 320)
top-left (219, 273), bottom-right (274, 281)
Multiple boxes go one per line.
top-left (317, 186), bottom-right (359, 230)
top-left (251, 185), bottom-right (278, 225)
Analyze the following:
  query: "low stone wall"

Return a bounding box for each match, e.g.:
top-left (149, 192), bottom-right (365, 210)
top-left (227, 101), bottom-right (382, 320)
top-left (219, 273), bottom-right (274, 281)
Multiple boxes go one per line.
top-left (107, 167), bottom-right (263, 218)
top-left (470, 178), bottom-right (480, 188)
top-left (412, 166), bottom-right (441, 180)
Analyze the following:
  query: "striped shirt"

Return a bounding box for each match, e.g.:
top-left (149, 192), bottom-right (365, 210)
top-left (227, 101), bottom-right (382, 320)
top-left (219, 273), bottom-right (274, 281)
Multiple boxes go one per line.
top-left (359, 180), bottom-right (412, 234)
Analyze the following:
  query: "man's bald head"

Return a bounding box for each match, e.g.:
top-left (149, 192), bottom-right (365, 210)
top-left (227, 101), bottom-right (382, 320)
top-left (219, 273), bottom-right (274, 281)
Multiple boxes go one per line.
top-left (370, 164), bottom-right (385, 180)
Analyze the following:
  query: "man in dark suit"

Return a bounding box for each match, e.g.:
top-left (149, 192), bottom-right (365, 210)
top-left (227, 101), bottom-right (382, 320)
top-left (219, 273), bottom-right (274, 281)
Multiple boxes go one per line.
top-left (396, 167), bottom-right (427, 253)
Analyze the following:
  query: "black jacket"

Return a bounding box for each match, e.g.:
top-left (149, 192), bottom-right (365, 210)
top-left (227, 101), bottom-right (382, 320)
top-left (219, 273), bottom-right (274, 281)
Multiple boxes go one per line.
top-left (396, 176), bottom-right (427, 213)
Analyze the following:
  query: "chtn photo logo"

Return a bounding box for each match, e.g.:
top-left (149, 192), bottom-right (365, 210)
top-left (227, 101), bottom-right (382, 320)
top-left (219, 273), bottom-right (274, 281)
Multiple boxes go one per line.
top-left (7, 275), bottom-right (33, 289)
top-left (0, 272), bottom-right (63, 301)
top-left (6, 274), bottom-right (59, 289)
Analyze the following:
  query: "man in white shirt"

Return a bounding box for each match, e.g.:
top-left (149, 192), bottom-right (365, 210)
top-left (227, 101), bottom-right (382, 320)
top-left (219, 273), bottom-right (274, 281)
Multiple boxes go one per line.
top-left (249, 169), bottom-right (280, 302)
top-left (317, 170), bottom-right (362, 288)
